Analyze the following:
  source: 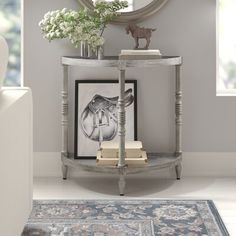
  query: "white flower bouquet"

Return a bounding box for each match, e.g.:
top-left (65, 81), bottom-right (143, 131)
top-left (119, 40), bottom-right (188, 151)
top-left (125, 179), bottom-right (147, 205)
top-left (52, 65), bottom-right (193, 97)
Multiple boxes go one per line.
top-left (39, 1), bottom-right (128, 52)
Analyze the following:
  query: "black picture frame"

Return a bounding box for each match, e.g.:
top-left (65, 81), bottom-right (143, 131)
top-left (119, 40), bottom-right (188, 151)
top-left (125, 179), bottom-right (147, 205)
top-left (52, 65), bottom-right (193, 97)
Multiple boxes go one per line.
top-left (74, 80), bottom-right (137, 159)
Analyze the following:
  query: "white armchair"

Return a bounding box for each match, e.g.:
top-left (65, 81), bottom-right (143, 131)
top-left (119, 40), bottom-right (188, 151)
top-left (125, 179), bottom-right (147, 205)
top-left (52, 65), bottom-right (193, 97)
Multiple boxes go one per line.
top-left (0, 36), bottom-right (33, 236)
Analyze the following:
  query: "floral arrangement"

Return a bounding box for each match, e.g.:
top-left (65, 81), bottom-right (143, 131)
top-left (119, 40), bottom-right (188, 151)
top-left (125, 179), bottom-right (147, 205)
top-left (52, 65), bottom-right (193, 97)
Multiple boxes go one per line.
top-left (39, 0), bottom-right (128, 51)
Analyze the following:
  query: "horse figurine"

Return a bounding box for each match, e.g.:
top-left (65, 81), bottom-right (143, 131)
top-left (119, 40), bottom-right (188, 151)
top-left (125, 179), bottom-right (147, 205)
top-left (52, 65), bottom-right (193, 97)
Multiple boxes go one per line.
top-left (125, 24), bottom-right (156, 49)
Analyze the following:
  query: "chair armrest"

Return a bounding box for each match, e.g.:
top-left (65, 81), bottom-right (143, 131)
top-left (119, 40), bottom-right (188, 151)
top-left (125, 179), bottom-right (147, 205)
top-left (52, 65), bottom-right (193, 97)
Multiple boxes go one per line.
top-left (0, 87), bottom-right (33, 236)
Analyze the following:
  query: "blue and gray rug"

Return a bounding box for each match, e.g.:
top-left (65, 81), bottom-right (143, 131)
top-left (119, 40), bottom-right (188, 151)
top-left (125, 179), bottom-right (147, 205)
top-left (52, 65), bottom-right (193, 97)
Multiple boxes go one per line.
top-left (22, 199), bottom-right (229, 236)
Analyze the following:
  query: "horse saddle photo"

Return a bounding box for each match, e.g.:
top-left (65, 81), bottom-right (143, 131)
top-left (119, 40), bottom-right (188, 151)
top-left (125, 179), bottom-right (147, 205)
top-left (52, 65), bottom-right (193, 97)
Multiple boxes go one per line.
top-left (80, 89), bottom-right (134, 144)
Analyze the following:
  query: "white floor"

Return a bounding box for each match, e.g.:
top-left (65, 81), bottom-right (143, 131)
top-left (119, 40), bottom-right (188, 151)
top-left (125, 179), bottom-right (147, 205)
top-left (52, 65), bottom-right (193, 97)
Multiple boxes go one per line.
top-left (34, 176), bottom-right (236, 235)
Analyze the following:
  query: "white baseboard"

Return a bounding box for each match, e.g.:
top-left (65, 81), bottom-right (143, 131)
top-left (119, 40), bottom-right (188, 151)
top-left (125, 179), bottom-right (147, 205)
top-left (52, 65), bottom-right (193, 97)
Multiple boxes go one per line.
top-left (33, 152), bottom-right (236, 178)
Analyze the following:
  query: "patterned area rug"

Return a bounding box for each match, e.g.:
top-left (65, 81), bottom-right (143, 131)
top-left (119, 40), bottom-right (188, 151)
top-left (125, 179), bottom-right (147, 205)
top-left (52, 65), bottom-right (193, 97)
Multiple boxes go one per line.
top-left (22, 200), bottom-right (229, 236)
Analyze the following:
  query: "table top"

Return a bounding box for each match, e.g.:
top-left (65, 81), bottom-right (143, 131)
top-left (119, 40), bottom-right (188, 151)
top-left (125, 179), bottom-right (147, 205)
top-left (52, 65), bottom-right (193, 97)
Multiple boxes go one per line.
top-left (61, 56), bottom-right (182, 67)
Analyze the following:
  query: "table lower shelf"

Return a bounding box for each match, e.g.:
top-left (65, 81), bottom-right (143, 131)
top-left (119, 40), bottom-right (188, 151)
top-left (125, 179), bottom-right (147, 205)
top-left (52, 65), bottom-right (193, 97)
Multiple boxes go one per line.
top-left (61, 152), bottom-right (182, 175)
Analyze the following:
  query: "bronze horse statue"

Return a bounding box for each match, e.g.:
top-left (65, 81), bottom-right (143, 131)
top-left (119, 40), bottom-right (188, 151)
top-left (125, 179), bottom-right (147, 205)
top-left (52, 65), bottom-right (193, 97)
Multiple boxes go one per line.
top-left (126, 24), bottom-right (156, 49)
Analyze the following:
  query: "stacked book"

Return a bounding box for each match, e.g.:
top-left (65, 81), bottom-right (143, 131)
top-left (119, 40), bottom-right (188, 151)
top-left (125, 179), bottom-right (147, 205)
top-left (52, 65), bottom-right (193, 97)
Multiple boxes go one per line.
top-left (96, 141), bottom-right (148, 167)
top-left (119, 49), bottom-right (162, 60)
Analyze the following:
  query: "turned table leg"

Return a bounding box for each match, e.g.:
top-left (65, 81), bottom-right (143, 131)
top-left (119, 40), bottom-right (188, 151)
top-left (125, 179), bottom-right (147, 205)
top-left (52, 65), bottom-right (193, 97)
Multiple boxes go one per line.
top-left (61, 65), bottom-right (69, 180)
top-left (62, 164), bottom-right (68, 180)
top-left (118, 68), bottom-right (126, 168)
top-left (175, 162), bottom-right (182, 180)
top-left (175, 64), bottom-right (183, 180)
top-left (117, 62), bottom-right (126, 195)
top-left (118, 173), bottom-right (126, 196)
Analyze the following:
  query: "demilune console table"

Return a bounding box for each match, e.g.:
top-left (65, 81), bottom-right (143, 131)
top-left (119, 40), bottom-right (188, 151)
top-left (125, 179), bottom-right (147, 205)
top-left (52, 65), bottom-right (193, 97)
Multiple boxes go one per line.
top-left (61, 55), bottom-right (183, 196)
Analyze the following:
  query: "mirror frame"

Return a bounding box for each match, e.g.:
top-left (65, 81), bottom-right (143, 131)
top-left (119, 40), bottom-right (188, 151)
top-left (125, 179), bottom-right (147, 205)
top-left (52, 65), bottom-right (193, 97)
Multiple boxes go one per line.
top-left (78, 0), bottom-right (169, 24)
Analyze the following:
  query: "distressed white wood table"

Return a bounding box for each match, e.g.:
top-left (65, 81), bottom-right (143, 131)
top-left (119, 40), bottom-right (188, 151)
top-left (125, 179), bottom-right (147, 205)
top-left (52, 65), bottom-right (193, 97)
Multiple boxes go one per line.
top-left (61, 56), bottom-right (183, 195)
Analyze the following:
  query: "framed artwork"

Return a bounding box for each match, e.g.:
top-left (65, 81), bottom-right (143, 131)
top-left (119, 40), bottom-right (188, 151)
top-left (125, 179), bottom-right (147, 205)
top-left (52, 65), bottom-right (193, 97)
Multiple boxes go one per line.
top-left (74, 80), bottom-right (137, 159)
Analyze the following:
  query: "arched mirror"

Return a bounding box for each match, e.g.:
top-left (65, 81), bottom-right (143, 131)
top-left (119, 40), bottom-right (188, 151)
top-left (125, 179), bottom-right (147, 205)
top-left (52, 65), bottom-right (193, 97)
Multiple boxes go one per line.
top-left (78, 0), bottom-right (169, 23)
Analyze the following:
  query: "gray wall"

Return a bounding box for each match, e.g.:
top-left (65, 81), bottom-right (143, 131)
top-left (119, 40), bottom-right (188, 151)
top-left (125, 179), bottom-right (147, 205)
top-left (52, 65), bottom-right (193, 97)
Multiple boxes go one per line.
top-left (134, 0), bottom-right (153, 11)
top-left (24, 0), bottom-right (236, 153)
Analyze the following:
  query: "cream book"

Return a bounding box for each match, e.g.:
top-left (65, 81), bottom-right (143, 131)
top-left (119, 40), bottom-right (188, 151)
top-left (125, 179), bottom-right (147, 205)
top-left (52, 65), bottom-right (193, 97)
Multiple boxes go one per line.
top-left (96, 150), bottom-right (148, 167)
top-left (100, 141), bottom-right (143, 159)
top-left (119, 49), bottom-right (162, 60)
top-left (120, 49), bottom-right (161, 55)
